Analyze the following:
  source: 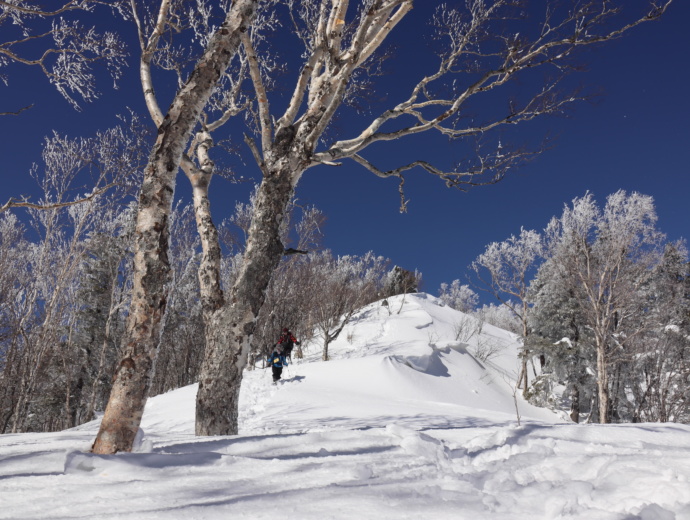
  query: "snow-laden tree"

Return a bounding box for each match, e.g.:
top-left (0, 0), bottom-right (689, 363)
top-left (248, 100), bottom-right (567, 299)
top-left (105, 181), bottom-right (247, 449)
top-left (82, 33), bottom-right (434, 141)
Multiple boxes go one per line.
top-left (0, 124), bottom-right (143, 433)
top-left (0, 213), bottom-right (31, 432)
top-left (473, 302), bottom-right (521, 335)
top-left (627, 242), bottom-right (690, 423)
top-left (2, 116), bottom-right (148, 213)
top-left (0, 0), bottom-right (128, 113)
top-left (471, 227), bottom-right (544, 393)
top-left (528, 255), bottom-right (596, 422)
top-left (542, 191), bottom-right (666, 423)
top-left (62, 204), bottom-right (135, 428)
top-left (439, 280), bottom-right (478, 314)
top-left (303, 251), bottom-right (388, 361)
top-left (383, 266), bottom-right (420, 297)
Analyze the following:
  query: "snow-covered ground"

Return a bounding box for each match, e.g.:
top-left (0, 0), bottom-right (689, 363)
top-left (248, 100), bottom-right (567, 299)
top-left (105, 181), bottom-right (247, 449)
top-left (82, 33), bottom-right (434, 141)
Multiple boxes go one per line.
top-left (1, 294), bottom-right (688, 519)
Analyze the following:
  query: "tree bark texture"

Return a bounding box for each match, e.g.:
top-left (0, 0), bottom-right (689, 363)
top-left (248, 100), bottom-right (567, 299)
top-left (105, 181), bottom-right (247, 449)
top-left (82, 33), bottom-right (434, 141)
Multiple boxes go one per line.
top-left (596, 340), bottom-right (610, 424)
top-left (91, 0), bottom-right (258, 454)
top-left (196, 166), bottom-right (296, 436)
top-left (569, 385), bottom-right (580, 423)
top-left (322, 336), bottom-right (330, 362)
top-left (188, 130), bottom-right (225, 317)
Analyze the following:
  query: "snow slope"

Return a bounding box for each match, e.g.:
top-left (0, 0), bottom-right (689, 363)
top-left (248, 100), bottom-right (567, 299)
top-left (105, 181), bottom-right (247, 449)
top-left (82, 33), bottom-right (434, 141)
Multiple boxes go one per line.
top-left (1, 293), bottom-right (689, 519)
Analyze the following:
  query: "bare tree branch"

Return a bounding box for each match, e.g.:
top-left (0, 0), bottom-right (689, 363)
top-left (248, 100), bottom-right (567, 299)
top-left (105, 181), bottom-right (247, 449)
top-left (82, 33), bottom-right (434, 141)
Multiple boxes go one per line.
top-left (0, 104), bottom-right (33, 116)
top-left (0, 0), bottom-right (80, 17)
top-left (1, 1), bottom-right (129, 109)
top-left (349, 140), bottom-right (537, 212)
top-left (241, 30), bottom-right (272, 153)
top-left (314, 0), bottom-right (673, 173)
top-left (130, 0), bottom-right (172, 127)
top-left (0, 185), bottom-right (116, 214)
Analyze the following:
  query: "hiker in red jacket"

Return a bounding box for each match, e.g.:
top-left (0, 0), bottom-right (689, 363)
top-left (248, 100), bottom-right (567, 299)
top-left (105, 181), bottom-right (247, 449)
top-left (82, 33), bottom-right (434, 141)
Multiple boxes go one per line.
top-left (277, 327), bottom-right (299, 361)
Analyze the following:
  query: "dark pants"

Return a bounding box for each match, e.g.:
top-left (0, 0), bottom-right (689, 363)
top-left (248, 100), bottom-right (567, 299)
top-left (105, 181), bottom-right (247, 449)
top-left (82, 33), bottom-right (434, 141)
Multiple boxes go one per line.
top-left (272, 366), bottom-right (283, 382)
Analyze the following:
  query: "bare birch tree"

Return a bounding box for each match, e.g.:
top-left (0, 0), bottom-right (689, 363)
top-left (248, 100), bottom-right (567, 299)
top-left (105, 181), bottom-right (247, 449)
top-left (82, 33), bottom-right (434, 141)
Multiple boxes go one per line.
top-left (91, 0), bottom-right (259, 454)
top-left (192, 0), bottom-right (674, 435)
top-left (303, 251), bottom-right (387, 361)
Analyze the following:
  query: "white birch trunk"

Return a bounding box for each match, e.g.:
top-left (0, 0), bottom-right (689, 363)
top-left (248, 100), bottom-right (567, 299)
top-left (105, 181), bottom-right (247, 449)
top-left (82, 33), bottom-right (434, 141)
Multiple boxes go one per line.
top-left (187, 130), bottom-right (224, 318)
top-left (91, 0), bottom-right (258, 454)
top-left (596, 335), bottom-right (610, 424)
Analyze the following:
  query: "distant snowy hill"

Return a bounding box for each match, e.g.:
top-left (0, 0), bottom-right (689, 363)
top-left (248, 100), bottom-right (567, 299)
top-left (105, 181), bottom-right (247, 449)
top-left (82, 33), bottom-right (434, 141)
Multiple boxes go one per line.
top-left (241, 292), bottom-right (562, 435)
top-left (1, 293), bottom-right (689, 519)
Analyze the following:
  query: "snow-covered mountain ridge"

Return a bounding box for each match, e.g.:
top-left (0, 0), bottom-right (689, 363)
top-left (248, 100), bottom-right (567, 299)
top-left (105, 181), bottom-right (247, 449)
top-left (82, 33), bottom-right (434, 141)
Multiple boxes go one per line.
top-left (240, 292), bottom-right (562, 435)
top-left (1, 293), bottom-right (688, 519)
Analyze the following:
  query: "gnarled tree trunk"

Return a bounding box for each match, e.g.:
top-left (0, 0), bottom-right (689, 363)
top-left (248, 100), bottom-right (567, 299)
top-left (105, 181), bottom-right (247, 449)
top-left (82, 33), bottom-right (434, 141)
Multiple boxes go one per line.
top-left (91, 0), bottom-right (258, 454)
top-left (196, 161), bottom-right (299, 436)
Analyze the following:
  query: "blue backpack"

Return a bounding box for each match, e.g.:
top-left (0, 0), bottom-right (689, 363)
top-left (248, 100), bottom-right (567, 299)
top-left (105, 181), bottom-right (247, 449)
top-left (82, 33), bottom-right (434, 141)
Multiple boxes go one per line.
top-left (268, 346), bottom-right (286, 367)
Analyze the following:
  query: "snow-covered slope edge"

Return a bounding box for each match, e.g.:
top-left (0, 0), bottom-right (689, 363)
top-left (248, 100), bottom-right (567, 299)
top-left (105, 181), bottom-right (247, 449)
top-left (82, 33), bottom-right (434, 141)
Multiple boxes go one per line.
top-left (240, 293), bottom-right (563, 436)
top-left (2, 294), bottom-right (689, 520)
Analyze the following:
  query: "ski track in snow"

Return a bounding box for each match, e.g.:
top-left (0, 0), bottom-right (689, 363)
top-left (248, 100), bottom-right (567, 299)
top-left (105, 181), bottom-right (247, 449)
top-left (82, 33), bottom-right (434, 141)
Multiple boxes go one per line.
top-left (1, 294), bottom-right (689, 520)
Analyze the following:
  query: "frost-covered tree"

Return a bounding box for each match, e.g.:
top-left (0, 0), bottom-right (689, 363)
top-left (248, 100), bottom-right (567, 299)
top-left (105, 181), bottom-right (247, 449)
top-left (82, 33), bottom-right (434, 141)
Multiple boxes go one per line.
top-left (0, 202), bottom-right (135, 433)
top-left (0, 124), bottom-right (143, 433)
top-left (65, 205), bottom-right (135, 427)
top-left (383, 266), bottom-right (420, 297)
top-left (0, 213), bottom-right (31, 432)
top-left (2, 116), bottom-right (148, 213)
top-left (542, 191), bottom-right (666, 423)
top-left (627, 242), bottom-right (690, 423)
top-left (0, 0), bottom-right (127, 113)
top-left (438, 280), bottom-right (478, 313)
top-left (474, 302), bottom-right (521, 335)
top-left (528, 256), bottom-right (596, 422)
top-left (471, 227), bottom-right (543, 392)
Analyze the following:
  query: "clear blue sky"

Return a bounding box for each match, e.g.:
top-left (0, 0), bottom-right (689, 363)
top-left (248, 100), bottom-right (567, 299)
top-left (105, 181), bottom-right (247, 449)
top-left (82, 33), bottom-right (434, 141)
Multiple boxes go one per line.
top-left (2, 2), bottom-right (689, 300)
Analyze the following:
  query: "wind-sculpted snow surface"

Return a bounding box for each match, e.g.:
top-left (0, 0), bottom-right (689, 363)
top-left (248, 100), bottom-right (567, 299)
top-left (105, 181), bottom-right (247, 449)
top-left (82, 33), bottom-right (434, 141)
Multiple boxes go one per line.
top-left (1, 294), bottom-right (689, 519)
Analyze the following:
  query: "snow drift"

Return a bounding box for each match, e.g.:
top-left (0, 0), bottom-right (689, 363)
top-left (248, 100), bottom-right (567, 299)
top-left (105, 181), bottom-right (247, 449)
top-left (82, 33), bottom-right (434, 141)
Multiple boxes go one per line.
top-left (1, 293), bottom-right (689, 519)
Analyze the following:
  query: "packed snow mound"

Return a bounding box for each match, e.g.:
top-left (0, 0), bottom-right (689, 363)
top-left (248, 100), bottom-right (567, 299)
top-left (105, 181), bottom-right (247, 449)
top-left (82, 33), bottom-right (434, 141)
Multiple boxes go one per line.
top-left (247, 293), bottom-right (562, 434)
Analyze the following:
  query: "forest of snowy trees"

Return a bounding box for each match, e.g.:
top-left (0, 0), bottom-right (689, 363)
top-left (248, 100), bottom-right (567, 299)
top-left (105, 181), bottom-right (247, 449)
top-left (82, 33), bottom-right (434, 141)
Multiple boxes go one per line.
top-left (440, 191), bottom-right (690, 426)
top-left (2, 160), bottom-right (687, 434)
top-left (0, 167), bottom-right (422, 434)
top-left (0, 132), bottom-right (422, 434)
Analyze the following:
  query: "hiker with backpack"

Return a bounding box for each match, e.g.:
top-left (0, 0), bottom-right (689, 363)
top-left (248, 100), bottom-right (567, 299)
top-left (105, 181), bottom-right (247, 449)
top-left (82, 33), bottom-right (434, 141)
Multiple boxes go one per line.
top-left (267, 344), bottom-right (289, 384)
top-left (277, 327), bottom-right (300, 361)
